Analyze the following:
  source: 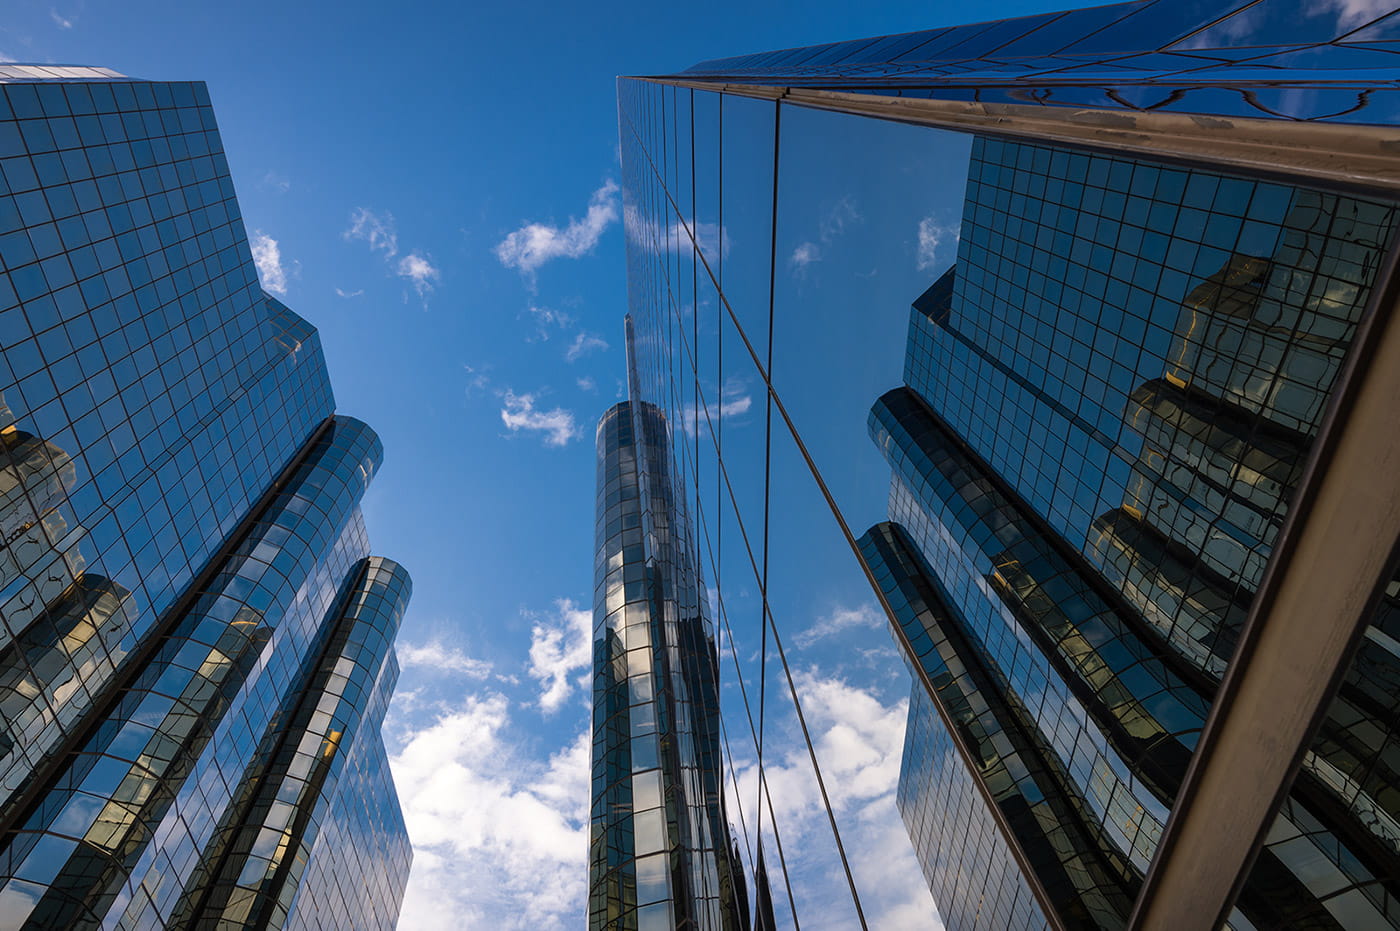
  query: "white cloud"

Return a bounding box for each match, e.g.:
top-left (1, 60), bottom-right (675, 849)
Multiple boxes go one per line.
top-left (790, 197), bottom-right (860, 277)
top-left (500, 390), bottom-right (580, 447)
top-left (917, 217), bottom-right (959, 272)
top-left (623, 203), bottom-right (730, 260)
top-left (527, 598), bottom-right (592, 713)
top-left (464, 364), bottom-right (492, 397)
top-left (565, 332), bottom-right (608, 363)
top-left (249, 231), bottom-right (288, 296)
top-left (526, 305), bottom-right (574, 340)
top-left (397, 252), bottom-right (441, 296)
top-left (820, 196), bottom-right (861, 241)
top-left (720, 393), bottom-right (752, 418)
top-left (343, 208), bottom-right (441, 301)
top-left (1314, 0), bottom-right (1395, 27)
top-left (344, 207), bottom-right (399, 257)
top-left (495, 180), bottom-right (619, 277)
top-left (50, 9), bottom-right (73, 28)
top-left (576, 376), bottom-right (597, 392)
top-left (683, 379), bottom-right (753, 436)
top-left (1176, 0), bottom-right (1388, 49)
top-left (795, 603), bottom-right (885, 650)
top-left (390, 696), bottom-right (589, 929)
top-left (262, 171), bottom-right (290, 194)
top-left (398, 640), bottom-right (494, 680)
top-left (729, 672), bottom-right (938, 930)
top-left (791, 242), bottom-right (820, 269)
top-left (334, 287), bottom-right (363, 299)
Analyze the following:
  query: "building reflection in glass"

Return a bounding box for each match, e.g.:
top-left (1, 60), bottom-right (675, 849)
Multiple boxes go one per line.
top-left (589, 322), bottom-right (747, 931)
top-left (866, 136), bottom-right (1398, 928)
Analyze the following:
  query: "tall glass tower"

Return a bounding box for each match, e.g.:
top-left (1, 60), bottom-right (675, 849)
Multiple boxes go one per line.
top-left (618, 2), bottom-right (1400, 929)
top-left (0, 67), bottom-right (410, 929)
top-left (859, 133), bottom-right (1398, 929)
top-left (589, 320), bottom-right (746, 931)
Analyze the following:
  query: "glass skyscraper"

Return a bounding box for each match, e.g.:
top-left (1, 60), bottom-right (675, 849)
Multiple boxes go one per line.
top-left (0, 67), bottom-right (410, 929)
top-left (589, 319), bottom-right (747, 931)
top-left (617, 2), bottom-right (1400, 929)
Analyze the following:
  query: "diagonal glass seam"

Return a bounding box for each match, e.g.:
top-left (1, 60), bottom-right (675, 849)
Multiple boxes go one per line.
top-left (620, 80), bottom-right (1074, 928)
top-left (625, 178), bottom-right (805, 928)
top-left (623, 108), bottom-right (794, 921)
top-left (622, 94), bottom-right (868, 927)
top-left (1163, 0), bottom-right (1268, 53)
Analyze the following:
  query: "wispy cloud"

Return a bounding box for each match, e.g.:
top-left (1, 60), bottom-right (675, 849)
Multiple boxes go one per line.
top-left (527, 599), bottom-right (592, 713)
top-left (343, 208), bottom-right (441, 300)
top-left (683, 378), bottom-right (753, 435)
top-left (565, 332), bottom-right (608, 363)
top-left (795, 603), bottom-right (885, 650)
top-left (500, 390), bottom-right (580, 447)
top-left (390, 697), bottom-right (588, 929)
top-left (820, 196), bottom-right (861, 241)
top-left (525, 305), bottom-right (574, 340)
top-left (50, 9), bottom-right (73, 28)
top-left (790, 241), bottom-right (821, 269)
top-left (262, 170), bottom-right (290, 194)
top-left (335, 287), bottom-right (363, 299)
top-left (249, 231), bottom-right (288, 295)
top-left (397, 252), bottom-right (441, 296)
top-left (917, 215), bottom-right (960, 272)
top-left (495, 180), bottom-right (619, 279)
top-left (344, 207), bottom-right (399, 256)
top-left (576, 376), bottom-right (596, 393)
top-left (398, 640), bottom-right (494, 680)
top-left (623, 203), bottom-right (730, 260)
top-left (464, 363), bottom-right (492, 398)
top-left (1314, 0), bottom-right (1394, 27)
top-left (790, 196), bottom-right (861, 276)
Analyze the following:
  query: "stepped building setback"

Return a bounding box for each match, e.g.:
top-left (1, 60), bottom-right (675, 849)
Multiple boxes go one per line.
top-left (0, 66), bottom-right (410, 929)
top-left (617, 2), bottom-right (1400, 928)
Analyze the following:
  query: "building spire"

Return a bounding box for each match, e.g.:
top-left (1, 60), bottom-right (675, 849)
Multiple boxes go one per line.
top-left (624, 313), bottom-right (640, 403)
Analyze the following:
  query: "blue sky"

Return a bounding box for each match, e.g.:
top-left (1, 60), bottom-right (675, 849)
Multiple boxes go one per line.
top-left (2, 0), bottom-right (1076, 926)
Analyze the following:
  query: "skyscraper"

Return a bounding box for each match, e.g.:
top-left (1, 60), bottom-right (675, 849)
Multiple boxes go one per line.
top-left (618, 2), bottom-right (1400, 929)
top-left (588, 319), bottom-right (746, 930)
top-left (860, 131), bottom-right (1399, 929)
top-left (0, 66), bottom-right (410, 929)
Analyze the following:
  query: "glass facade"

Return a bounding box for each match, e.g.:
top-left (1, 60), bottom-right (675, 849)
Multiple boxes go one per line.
top-left (618, 2), bottom-right (1400, 929)
top-left (0, 70), bottom-right (410, 929)
top-left (871, 133), bottom-right (1397, 929)
top-left (682, 0), bottom-right (1400, 125)
top-left (589, 320), bottom-right (746, 931)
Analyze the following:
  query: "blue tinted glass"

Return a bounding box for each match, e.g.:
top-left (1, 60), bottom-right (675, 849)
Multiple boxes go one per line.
top-left (847, 30), bottom-right (955, 64)
top-left (1059, 0), bottom-right (1255, 56)
top-left (995, 2), bottom-right (1144, 57)
top-left (1171, 0), bottom-right (1396, 50)
top-left (936, 11), bottom-right (1074, 60)
top-left (795, 36), bottom-right (887, 68)
top-left (1341, 10), bottom-right (1400, 41)
top-left (1252, 42), bottom-right (1400, 71)
top-left (904, 21), bottom-right (999, 60)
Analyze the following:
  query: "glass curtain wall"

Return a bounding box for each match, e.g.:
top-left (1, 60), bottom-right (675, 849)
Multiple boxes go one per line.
top-left (617, 3), bottom-right (1400, 922)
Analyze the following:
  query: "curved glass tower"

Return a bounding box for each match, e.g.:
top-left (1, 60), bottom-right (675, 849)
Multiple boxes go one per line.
top-left (588, 321), bottom-right (747, 931)
top-left (0, 68), bottom-right (411, 930)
